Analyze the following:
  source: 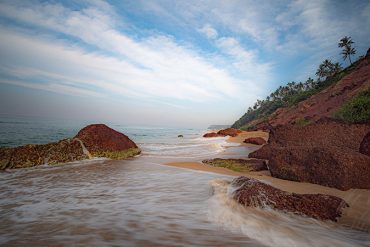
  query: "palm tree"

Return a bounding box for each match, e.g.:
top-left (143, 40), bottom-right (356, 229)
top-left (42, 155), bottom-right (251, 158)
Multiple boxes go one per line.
top-left (338, 36), bottom-right (356, 65)
top-left (316, 63), bottom-right (326, 81)
top-left (332, 62), bottom-right (343, 75)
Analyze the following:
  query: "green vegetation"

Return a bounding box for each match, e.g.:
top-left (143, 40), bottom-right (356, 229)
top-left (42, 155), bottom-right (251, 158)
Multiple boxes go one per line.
top-left (232, 37), bottom-right (362, 129)
top-left (92, 148), bottom-right (141, 160)
top-left (338, 36), bottom-right (356, 65)
top-left (333, 87), bottom-right (370, 123)
top-left (295, 118), bottom-right (311, 126)
top-left (315, 59), bottom-right (342, 82)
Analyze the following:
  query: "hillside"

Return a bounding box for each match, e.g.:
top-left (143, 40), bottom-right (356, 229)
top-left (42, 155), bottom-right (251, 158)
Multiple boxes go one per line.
top-left (232, 48), bottom-right (370, 129)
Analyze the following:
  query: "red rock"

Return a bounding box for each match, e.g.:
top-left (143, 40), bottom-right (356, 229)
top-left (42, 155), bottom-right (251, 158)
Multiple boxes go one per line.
top-left (203, 132), bottom-right (222, 138)
top-left (75, 124), bottom-right (137, 152)
top-left (217, 128), bottom-right (242, 137)
top-left (359, 132), bottom-right (370, 156)
top-left (0, 124), bottom-right (140, 170)
top-left (232, 176), bottom-right (348, 221)
top-left (243, 137), bottom-right (266, 145)
top-left (249, 119), bottom-right (370, 190)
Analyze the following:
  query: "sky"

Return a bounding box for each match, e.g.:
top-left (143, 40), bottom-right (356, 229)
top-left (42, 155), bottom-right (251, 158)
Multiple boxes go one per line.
top-left (0, 0), bottom-right (369, 128)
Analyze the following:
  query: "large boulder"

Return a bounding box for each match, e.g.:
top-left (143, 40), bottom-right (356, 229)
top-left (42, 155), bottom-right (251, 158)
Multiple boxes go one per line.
top-left (231, 177), bottom-right (348, 221)
top-left (0, 124), bottom-right (140, 170)
top-left (243, 137), bottom-right (266, 145)
top-left (217, 128), bottom-right (242, 137)
top-left (75, 124), bottom-right (139, 159)
top-left (249, 119), bottom-right (370, 190)
top-left (203, 132), bottom-right (222, 138)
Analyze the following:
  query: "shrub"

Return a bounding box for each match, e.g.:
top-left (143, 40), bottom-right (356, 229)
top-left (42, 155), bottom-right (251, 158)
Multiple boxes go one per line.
top-left (334, 87), bottom-right (370, 123)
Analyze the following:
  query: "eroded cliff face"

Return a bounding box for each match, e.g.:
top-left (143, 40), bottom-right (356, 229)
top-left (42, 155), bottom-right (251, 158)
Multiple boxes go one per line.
top-left (0, 124), bottom-right (140, 170)
top-left (249, 119), bottom-right (370, 190)
top-left (260, 50), bottom-right (370, 128)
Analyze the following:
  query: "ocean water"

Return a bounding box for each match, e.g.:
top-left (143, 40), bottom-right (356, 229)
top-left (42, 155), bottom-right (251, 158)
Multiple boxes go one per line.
top-left (0, 117), bottom-right (235, 159)
top-left (0, 117), bottom-right (369, 247)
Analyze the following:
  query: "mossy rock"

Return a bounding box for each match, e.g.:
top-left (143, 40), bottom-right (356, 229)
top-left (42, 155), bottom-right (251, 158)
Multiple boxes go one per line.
top-left (202, 158), bottom-right (267, 173)
top-left (91, 148), bottom-right (141, 160)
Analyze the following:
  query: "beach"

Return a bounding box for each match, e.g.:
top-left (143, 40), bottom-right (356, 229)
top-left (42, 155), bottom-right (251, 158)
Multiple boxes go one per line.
top-left (165, 130), bottom-right (370, 232)
top-left (1, 121), bottom-right (369, 247)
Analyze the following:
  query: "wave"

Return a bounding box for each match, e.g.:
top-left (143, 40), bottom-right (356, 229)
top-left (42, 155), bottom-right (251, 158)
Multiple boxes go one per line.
top-left (207, 179), bottom-right (370, 247)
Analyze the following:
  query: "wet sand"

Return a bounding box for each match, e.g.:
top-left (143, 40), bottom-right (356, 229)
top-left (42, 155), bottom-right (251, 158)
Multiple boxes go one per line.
top-left (164, 130), bottom-right (370, 232)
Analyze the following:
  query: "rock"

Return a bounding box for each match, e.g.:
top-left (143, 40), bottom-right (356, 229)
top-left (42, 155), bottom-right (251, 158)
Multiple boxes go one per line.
top-left (359, 132), bottom-right (370, 156)
top-left (231, 176), bottom-right (348, 221)
top-left (75, 124), bottom-right (140, 159)
top-left (249, 119), bottom-right (370, 190)
top-left (0, 124), bottom-right (140, 170)
top-left (217, 128), bottom-right (242, 137)
top-left (203, 132), bottom-right (222, 138)
top-left (202, 158), bottom-right (267, 172)
top-left (178, 135), bottom-right (183, 138)
top-left (243, 137), bottom-right (266, 145)
top-left (0, 139), bottom-right (88, 170)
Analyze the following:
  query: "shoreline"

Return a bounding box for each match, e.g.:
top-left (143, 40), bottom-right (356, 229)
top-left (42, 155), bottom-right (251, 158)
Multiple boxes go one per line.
top-left (163, 130), bottom-right (370, 232)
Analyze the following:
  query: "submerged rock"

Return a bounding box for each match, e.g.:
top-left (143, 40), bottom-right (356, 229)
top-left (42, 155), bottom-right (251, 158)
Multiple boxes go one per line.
top-left (0, 124), bottom-right (140, 170)
top-left (178, 135), bottom-right (183, 138)
top-left (0, 139), bottom-right (88, 170)
top-left (231, 176), bottom-right (348, 221)
top-left (243, 137), bottom-right (266, 145)
top-left (202, 158), bottom-right (267, 172)
top-left (249, 118), bottom-right (370, 190)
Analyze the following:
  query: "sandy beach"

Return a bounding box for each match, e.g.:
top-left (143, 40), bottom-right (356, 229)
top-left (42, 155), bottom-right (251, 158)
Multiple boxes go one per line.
top-left (165, 130), bottom-right (370, 232)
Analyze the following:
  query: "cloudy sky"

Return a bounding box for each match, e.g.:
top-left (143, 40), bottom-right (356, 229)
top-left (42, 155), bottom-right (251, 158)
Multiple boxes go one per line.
top-left (0, 0), bottom-right (369, 127)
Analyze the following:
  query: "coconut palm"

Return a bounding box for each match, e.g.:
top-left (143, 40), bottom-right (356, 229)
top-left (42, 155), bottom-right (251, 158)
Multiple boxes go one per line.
top-left (338, 36), bottom-right (356, 65)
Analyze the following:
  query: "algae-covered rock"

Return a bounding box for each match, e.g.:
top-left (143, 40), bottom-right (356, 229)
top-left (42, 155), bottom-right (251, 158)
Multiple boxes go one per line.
top-left (202, 158), bottom-right (267, 172)
top-left (0, 124), bottom-right (140, 170)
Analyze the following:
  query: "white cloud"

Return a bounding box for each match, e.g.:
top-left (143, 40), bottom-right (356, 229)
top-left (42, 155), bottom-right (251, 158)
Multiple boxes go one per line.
top-left (0, 1), bottom-right (269, 104)
top-left (198, 24), bottom-right (218, 39)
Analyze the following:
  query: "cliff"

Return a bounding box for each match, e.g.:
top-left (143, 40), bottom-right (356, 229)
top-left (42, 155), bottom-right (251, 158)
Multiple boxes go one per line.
top-left (233, 48), bottom-right (370, 129)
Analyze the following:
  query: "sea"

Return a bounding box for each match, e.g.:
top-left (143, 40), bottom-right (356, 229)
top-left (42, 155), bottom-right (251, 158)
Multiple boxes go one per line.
top-left (0, 116), bottom-right (369, 247)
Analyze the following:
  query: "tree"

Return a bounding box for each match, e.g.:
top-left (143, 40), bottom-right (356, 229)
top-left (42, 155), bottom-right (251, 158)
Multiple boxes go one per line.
top-left (338, 36), bottom-right (356, 65)
top-left (316, 59), bottom-right (342, 81)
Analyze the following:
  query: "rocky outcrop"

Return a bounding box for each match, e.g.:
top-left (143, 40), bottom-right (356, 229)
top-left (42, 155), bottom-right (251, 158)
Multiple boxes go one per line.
top-left (203, 158), bottom-right (267, 172)
top-left (0, 124), bottom-right (140, 170)
top-left (360, 132), bottom-right (370, 156)
top-left (0, 139), bottom-right (88, 170)
top-left (203, 128), bottom-right (242, 138)
top-left (249, 119), bottom-right (370, 190)
top-left (203, 132), bottom-right (222, 138)
top-left (231, 177), bottom-right (348, 221)
top-left (217, 128), bottom-right (242, 137)
top-left (243, 137), bottom-right (266, 145)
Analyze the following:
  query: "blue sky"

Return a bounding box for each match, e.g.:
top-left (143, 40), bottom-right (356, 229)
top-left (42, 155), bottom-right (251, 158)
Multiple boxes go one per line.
top-left (0, 0), bottom-right (369, 127)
